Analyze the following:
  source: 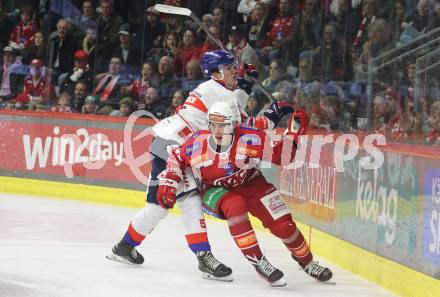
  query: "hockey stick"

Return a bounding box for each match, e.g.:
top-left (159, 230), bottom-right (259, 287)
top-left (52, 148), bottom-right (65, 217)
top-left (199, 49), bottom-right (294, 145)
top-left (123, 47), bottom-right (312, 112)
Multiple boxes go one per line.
top-left (154, 4), bottom-right (276, 103)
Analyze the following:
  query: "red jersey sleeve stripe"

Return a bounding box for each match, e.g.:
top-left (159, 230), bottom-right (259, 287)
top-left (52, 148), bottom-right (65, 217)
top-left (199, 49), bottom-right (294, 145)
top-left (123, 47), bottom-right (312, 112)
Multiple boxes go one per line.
top-left (183, 93), bottom-right (208, 113)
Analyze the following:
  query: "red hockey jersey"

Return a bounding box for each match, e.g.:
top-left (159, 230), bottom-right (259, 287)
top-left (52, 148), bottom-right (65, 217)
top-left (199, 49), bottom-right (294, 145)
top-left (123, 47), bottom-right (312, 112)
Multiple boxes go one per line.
top-left (166, 125), bottom-right (297, 190)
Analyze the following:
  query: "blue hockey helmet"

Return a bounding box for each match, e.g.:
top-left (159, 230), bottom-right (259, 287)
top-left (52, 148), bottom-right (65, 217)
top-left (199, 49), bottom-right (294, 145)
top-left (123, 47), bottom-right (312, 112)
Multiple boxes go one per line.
top-left (200, 50), bottom-right (237, 78)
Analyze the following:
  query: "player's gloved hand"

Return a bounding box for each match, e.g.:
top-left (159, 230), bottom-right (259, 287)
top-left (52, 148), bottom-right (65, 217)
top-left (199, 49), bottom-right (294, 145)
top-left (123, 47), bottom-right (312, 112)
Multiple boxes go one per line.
top-left (157, 183), bottom-right (177, 209)
top-left (263, 101), bottom-right (294, 128)
top-left (237, 63), bottom-right (259, 94)
top-left (157, 171), bottom-right (180, 209)
top-left (285, 110), bottom-right (309, 143)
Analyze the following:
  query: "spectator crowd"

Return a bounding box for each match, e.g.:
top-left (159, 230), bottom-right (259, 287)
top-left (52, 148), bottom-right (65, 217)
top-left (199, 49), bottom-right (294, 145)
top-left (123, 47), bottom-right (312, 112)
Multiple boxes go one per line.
top-left (0, 0), bottom-right (439, 145)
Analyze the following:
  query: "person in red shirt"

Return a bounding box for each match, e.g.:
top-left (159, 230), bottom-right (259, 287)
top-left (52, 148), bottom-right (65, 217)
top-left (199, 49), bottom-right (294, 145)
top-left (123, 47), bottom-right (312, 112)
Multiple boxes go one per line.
top-left (157, 102), bottom-right (333, 286)
top-left (9, 5), bottom-right (38, 50)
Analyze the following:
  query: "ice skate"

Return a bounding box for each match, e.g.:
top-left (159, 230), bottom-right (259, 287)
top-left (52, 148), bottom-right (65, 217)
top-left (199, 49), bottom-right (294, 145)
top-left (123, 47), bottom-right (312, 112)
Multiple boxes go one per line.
top-left (302, 261), bottom-right (333, 283)
top-left (196, 251), bottom-right (233, 282)
top-left (251, 256), bottom-right (286, 287)
top-left (106, 239), bottom-right (144, 265)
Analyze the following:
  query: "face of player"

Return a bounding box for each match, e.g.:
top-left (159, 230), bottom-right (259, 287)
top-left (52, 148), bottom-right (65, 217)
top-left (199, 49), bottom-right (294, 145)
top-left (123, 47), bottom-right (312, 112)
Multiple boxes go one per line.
top-left (209, 122), bottom-right (234, 146)
top-left (213, 63), bottom-right (238, 89)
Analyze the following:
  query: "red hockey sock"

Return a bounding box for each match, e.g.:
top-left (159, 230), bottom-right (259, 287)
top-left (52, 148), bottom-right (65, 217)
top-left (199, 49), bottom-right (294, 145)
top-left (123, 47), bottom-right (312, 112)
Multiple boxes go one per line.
top-left (270, 219), bottom-right (313, 267)
top-left (229, 219), bottom-right (263, 262)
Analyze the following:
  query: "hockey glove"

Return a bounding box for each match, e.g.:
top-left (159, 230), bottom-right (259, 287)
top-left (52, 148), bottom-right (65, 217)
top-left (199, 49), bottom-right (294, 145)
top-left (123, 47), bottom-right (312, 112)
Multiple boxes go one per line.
top-left (157, 171), bottom-right (181, 209)
top-left (237, 63), bottom-right (259, 94)
top-left (285, 110), bottom-right (309, 143)
top-left (263, 101), bottom-right (294, 128)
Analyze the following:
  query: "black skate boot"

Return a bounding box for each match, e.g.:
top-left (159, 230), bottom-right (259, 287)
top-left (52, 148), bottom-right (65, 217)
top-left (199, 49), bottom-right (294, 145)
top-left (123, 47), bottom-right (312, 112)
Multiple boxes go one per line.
top-left (196, 251), bottom-right (233, 282)
top-left (251, 256), bottom-right (286, 287)
top-left (106, 239), bottom-right (144, 265)
top-left (301, 261), bottom-right (333, 282)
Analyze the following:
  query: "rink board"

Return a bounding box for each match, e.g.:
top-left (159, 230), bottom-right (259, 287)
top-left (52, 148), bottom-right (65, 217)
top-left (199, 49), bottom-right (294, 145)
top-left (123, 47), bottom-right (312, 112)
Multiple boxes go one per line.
top-left (0, 175), bottom-right (439, 297)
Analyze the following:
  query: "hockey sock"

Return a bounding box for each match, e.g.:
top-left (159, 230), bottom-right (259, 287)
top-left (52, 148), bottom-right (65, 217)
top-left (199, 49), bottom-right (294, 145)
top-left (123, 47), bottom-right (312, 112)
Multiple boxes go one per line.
top-left (228, 216), bottom-right (263, 262)
top-left (270, 219), bottom-right (313, 267)
top-left (185, 232), bottom-right (211, 253)
top-left (123, 223), bottom-right (146, 247)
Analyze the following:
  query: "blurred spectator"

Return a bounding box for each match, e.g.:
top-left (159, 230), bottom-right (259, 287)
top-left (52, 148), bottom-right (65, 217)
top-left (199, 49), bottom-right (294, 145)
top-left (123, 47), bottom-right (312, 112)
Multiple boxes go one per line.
top-left (180, 28), bottom-right (202, 75)
top-left (139, 87), bottom-right (167, 119)
top-left (110, 97), bottom-right (135, 117)
top-left (426, 101), bottom-right (440, 144)
top-left (245, 92), bottom-right (264, 116)
top-left (318, 95), bottom-right (342, 130)
top-left (0, 2), bottom-right (14, 48)
top-left (260, 0), bottom-right (295, 62)
top-left (260, 59), bottom-right (295, 95)
top-left (292, 54), bottom-right (321, 96)
top-left (181, 59), bottom-right (205, 92)
top-left (71, 81), bottom-right (89, 112)
top-left (60, 50), bottom-right (93, 94)
top-left (166, 90), bottom-right (186, 116)
top-left (244, 2), bottom-right (271, 49)
top-left (326, 0), bottom-right (354, 38)
top-left (9, 4), bottom-right (38, 50)
top-left (313, 23), bottom-right (353, 82)
top-left (149, 32), bottom-right (182, 69)
top-left (82, 24), bottom-right (98, 70)
top-left (51, 92), bottom-right (73, 113)
top-left (157, 55), bottom-right (180, 102)
top-left (93, 56), bottom-right (125, 114)
top-left (226, 25), bottom-right (259, 67)
top-left (212, 6), bottom-right (225, 30)
top-left (96, 0), bottom-right (124, 63)
top-left (194, 13), bottom-right (214, 41)
top-left (402, 0), bottom-right (440, 34)
top-left (165, 15), bottom-right (185, 37)
top-left (82, 95), bottom-right (98, 114)
top-left (371, 93), bottom-right (395, 132)
top-left (131, 61), bottom-right (160, 101)
top-left (238, 0), bottom-right (272, 22)
top-left (21, 31), bottom-right (48, 65)
top-left (138, 6), bottom-right (166, 57)
top-left (283, 0), bottom-right (323, 65)
top-left (349, 0), bottom-right (379, 51)
top-left (21, 59), bottom-right (55, 110)
top-left (48, 19), bottom-right (80, 77)
top-left (113, 23), bottom-right (142, 72)
top-left (200, 24), bottom-right (224, 54)
top-left (355, 19), bottom-right (394, 83)
top-left (80, 0), bottom-right (98, 30)
top-left (388, 1), bottom-right (406, 45)
top-left (0, 47), bottom-right (24, 102)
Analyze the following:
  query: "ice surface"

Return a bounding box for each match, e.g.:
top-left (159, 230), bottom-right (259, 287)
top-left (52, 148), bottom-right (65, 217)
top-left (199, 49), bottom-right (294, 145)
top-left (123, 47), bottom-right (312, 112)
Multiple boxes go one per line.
top-left (0, 193), bottom-right (397, 297)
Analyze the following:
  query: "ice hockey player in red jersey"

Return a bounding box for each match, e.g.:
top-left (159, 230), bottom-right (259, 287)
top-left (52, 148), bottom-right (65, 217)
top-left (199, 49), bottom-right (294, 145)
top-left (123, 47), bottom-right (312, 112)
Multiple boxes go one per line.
top-left (157, 101), bottom-right (333, 286)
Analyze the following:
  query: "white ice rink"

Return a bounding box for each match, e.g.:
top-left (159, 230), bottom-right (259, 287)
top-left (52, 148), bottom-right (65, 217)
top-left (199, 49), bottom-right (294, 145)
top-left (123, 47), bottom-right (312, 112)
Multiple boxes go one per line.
top-left (0, 193), bottom-right (398, 297)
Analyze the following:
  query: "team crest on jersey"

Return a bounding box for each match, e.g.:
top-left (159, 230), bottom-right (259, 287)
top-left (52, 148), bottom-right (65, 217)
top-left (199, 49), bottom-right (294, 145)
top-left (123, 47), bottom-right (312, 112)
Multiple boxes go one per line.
top-left (223, 163), bottom-right (236, 175)
top-left (190, 153), bottom-right (207, 166)
top-left (185, 142), bottom-right (201, 156)
top-left (237, 146), bottom-right (259, 158)
top-left (239, 134), bottom-right (261, 145)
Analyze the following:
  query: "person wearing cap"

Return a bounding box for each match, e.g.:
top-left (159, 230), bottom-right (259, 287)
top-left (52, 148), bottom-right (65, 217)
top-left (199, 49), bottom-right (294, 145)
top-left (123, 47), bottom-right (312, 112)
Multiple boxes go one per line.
top-left (96, 0), bottom-right (124, 62)
top-left (137, 6), bottom-right (166, 54)
top-left (22, 59), bottom-right (55, 110)
top-left (82, 95), bottom-right (99, 114)
top-left (0, 46), bottom-right (25, 102)
top-left (110, 96), bottom-right (134, 117)
top-left (226, 25), bottom-right (259, 70)
top-left (60, 50), bottom-right (93, 94)
top-left (113, 23), bottom-right (141, 72)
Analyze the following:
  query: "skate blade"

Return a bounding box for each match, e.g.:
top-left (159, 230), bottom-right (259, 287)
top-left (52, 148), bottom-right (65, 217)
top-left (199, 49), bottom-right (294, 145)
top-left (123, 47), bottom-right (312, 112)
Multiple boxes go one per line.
top-left (269, 277), bottom-right (287, 287)
top-left (106, 253), bottom-right (142, 266)
top-left (201, 272), bottom-right (233, 282)
top-left (317, 279), bottom-right (336, 285)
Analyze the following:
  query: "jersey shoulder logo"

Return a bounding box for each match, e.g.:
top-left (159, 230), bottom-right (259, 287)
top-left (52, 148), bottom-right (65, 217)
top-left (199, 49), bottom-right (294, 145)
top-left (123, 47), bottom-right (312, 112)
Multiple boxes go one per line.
top-left (238, 133), bottom-right (261, 145)
top-left (185, 141), bottom-right (201, 156)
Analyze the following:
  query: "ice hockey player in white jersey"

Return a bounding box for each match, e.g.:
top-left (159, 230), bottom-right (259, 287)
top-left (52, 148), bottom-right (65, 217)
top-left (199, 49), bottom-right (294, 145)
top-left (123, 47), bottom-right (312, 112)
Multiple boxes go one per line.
top-left (107, 50), bottom-right (294, 281)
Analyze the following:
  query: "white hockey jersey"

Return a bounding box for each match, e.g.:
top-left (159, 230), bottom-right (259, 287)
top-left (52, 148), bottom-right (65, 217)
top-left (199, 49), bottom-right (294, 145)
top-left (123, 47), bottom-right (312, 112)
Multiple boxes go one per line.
top-left (152, 79), bottom-right (249, 144)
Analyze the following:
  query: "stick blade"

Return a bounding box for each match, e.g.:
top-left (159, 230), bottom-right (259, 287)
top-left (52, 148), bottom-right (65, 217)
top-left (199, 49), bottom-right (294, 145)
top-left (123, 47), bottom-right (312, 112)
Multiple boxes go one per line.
top-left (154, 4), bottom-right (192, 16)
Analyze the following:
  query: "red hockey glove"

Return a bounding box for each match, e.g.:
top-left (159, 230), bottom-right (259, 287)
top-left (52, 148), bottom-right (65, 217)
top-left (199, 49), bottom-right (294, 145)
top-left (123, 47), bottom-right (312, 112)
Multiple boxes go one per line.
top-left (286, 110), bottom-right (309, 143)
top-left (157, 171), bottom-right (181, 209)
top-left (263, 101), bottom-right (295, 127)
top-left (238, 63), bottom-right (259, 79)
